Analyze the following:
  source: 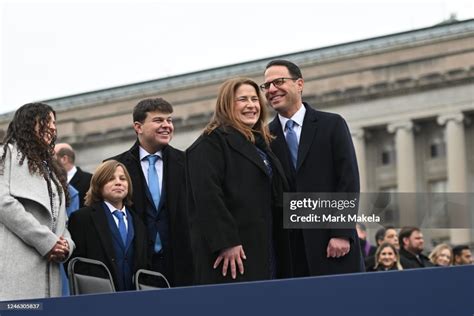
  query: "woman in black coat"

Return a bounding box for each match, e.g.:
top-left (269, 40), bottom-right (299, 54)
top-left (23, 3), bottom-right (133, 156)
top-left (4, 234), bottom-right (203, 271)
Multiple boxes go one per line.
top-left (186, 78), bottom-right (291, 284)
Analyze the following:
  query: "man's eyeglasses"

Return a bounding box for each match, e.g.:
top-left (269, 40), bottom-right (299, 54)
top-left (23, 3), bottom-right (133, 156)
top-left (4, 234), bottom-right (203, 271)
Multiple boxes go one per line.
top-left (259, 77), bottom-right (298, 91)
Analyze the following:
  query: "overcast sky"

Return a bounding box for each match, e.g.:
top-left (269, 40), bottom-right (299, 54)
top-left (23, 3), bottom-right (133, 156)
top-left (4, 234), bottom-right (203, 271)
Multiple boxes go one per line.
top-left (1, 0), bottom-right (473, 114)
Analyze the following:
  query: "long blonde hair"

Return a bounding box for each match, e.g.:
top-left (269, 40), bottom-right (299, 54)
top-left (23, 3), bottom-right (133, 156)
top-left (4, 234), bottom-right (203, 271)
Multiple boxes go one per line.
top-left (429, 243), bottom-right (453, 266)
top-left (204, 78), bottom-right (273, 145)
top-left (374, 242), bottom-right (403, 270)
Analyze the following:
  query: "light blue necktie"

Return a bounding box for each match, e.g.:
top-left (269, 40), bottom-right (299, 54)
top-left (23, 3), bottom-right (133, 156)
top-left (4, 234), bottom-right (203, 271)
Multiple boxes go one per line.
top-left (285, 120), bottom-right (298, 169)
top-left (113, 210), bottom-right (127, 245)
top-left (146, 154), bottom-right (162, 253)
top-left (146, 155), bottom-right (161, 209)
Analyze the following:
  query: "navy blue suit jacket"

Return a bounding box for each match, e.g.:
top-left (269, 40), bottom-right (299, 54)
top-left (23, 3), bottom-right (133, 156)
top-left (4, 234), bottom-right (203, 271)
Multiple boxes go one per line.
top-left (68, 202), bottom-right (148, 291)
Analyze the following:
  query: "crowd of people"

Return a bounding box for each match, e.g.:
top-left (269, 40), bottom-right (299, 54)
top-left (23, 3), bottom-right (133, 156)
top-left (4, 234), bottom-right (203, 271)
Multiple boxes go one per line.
top-left (357, 223), bottom-right (473, 272)
top-left (0, 60), bottom-right (472, 301)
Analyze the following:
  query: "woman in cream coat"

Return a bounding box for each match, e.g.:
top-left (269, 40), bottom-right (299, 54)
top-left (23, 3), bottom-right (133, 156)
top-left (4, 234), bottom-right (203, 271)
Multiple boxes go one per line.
top-left (0, 103), bottom-right (75, 300)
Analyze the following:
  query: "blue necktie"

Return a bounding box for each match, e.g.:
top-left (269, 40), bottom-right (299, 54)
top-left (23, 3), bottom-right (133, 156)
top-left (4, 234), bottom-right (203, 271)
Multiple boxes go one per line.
top-left (113, 210), bottom-right (127, 245)
top-left (146, 155), bottom-right (161, 209)
top-left (285, 120), bottom-right (298, 169)
top-left (146, 155), bottom-right (163, 253)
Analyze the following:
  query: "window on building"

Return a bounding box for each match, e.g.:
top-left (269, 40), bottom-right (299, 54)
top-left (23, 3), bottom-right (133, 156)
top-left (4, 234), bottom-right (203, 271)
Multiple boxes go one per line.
top-left (381, 144), bottom-right (396, 166)
top-left (429, 180), bottom-right (447, 193)
top-left (430, 137), bottom-right (446, 159)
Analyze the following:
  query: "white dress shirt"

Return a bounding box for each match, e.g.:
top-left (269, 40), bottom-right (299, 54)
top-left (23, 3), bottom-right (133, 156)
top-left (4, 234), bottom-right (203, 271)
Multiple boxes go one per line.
top-left (67, 165), bottom-right (77, 184)
top-left (139, 146), bottom-right (163, 194)
top-left (104, 200), bottom-right (128, 231)
top-left (278, 104), bottom-right (306, 143)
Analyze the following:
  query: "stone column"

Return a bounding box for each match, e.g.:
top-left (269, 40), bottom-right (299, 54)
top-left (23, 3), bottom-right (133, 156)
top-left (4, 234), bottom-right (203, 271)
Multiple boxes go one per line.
top-left (351, 128), bottom-right (367, 193)
top-left (437, 113), bottom-right (470, 244)
top-left (437, 113), bottom-right (467, 192)
top-left (387, 121), bottom-right (417, 226)
top-left (387, 121), bottom-right (416, 192)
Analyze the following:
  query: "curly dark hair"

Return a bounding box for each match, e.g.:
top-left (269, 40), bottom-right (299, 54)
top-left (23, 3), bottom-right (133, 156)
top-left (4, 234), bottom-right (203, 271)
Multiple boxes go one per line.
top-left (1, 102), bottom-right (69, 207)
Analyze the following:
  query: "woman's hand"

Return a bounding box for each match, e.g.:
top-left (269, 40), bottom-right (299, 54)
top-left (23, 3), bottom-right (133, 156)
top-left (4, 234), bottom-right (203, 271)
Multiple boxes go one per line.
top-left (213, 245), bottom-right (246, 279)
top-left (47, 236), bottom-right (70, 262)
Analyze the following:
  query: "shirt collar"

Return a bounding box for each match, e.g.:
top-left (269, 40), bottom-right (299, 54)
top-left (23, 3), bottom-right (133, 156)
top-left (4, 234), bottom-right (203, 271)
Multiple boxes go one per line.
top-left (67, 166), bottom-right (77, 183)
top-left (104, 200), bottom-right (127, 216)
top-left (278, 103), bottom-right (306, 131)
top-left (139, 146), bottom-right (162, 161)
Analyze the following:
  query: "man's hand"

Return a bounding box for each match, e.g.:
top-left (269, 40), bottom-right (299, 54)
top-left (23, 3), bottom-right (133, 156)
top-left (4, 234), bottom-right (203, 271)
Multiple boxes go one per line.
top-left (213, 245), bottom-right (246, 279)
top-left (326, 237), bottom-right (350, 258)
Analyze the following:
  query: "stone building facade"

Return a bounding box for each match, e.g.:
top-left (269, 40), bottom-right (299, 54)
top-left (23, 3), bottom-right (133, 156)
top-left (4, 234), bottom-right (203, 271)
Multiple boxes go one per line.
top-left (1, 19), bottom-right (473, 245)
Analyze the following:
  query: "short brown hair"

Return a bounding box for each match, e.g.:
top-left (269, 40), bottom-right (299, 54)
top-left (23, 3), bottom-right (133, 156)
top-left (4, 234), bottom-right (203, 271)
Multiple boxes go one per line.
top-left (84, 160), bottom-right (133, 207)
top-left (398, 226), bottom-right (420, 248)
top-left (133, 98), bottom-right (173, 123)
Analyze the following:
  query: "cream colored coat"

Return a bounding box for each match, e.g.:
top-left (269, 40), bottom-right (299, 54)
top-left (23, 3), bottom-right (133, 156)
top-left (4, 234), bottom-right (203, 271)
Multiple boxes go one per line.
top-left (0, 144), bottom-right (75, 301)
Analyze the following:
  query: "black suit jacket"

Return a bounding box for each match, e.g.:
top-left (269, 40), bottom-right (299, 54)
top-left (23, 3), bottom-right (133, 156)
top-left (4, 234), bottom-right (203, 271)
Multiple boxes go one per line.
top-left (186, 127), bottom-right (292, 284)
top-left (107, 141), bottom-right (193, 286)
top-left (67, 202), bottom-right (148, 290)
top-left (399, 248), bottom-right (433, 269)
top-left (69, 167), bottom-right (92, 208)
top-left (269, 103), bottom-right (364, 276)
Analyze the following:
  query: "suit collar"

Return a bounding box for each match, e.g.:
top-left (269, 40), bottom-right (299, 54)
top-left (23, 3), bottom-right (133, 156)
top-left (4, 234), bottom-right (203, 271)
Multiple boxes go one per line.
top-left (297, 103), bottom-right (319, 170)
top-left (90, 202), bottom-right (119, 260)
top-left (270, 103), bottom-right (319, 171)
top-left (138, 146), bottom-right (162, 161)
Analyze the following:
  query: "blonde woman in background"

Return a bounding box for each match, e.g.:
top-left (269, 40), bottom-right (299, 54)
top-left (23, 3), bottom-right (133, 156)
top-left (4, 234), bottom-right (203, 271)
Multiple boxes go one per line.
top-left (429, 243), bottom-right (453, 267)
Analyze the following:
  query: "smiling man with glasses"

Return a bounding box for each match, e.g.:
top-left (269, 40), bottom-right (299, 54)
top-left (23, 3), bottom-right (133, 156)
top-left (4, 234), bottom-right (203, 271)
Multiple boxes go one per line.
top-left (264, 59), bottom-right (365, 277)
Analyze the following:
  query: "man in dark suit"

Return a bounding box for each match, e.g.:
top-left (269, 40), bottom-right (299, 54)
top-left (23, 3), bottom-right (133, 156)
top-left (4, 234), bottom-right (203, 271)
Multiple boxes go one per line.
top-left (107, 98), bottom-right (193, 286)
top-left (398, 227), bottom-right (433, 269)
top-left (263, 60), bottom-right (364, 276)
top-left (55, 143), bottom-right (92, 208)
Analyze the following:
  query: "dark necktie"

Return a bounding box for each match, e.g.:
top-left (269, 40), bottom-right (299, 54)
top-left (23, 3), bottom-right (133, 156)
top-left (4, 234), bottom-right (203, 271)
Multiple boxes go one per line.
top-left (285, 120), bottom-right (298, 169)
top-left (113, 210), bottom-right (127, 245)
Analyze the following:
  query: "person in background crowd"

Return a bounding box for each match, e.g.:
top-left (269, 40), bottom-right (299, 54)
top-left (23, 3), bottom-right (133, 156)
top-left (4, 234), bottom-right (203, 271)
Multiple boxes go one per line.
top-left (0, 103), bottom-right (74, 300)
top-left (186, 78), bottom-right (291, 284)
top-left (67, 160), bottom-right (148, 291)
top-left (368, 242), bottom-right (403, 271)
top-left (55, 143), bottom-right (92, 208)
top-left (429, 243), bottom-right (453, 267)
top-left (452, 245), bottom-right (473, 265)
top-left (365, 226), bottom-right (399, 270)
top-left (398, 227), bottom-right (433, 269)
top-left (356, 223), bottom-right (377, 258)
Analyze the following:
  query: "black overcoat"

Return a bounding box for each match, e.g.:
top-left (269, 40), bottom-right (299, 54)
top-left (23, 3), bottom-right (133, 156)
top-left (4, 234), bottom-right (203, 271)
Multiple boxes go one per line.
top-left (67, 202), bottom-right (148, 290)
top-left (269, 103), bottom-right (365, 276)
top-left (107, 141), bottom-right (194, 286)
top-left (186, 126), bottom-right (291, 284)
